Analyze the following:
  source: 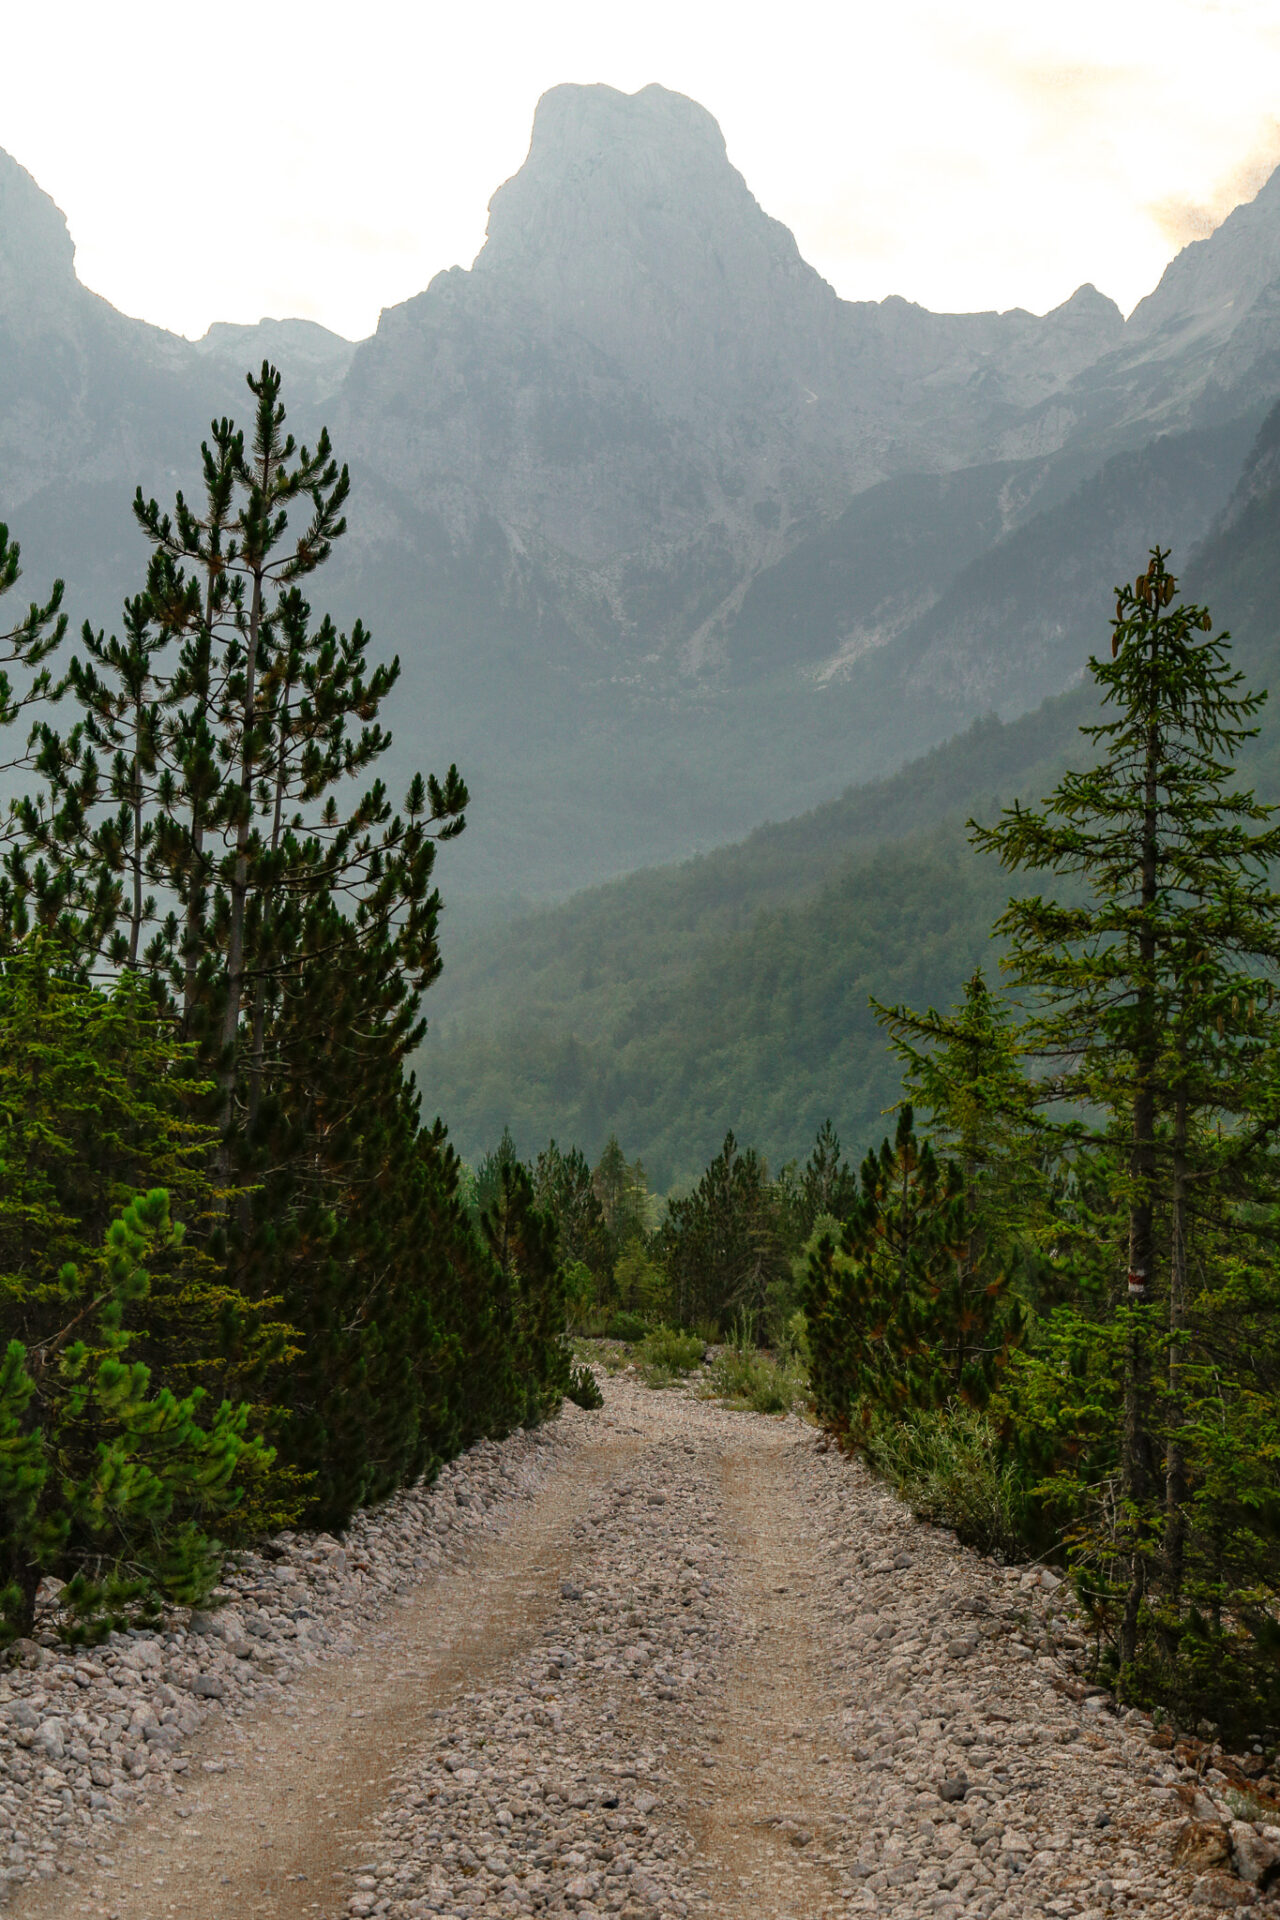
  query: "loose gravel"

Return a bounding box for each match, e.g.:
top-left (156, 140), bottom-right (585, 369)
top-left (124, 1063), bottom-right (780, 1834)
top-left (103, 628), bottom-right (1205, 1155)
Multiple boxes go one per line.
top-left (3, 1370), bottom-right (1278, 1919)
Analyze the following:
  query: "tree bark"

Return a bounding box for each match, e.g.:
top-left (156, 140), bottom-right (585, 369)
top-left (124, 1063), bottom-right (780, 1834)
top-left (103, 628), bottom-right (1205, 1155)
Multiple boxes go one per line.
top-left (1164, 1084), bottom-right (1189, 1606)
top-left (1120, 678), bottom-right (1161, 1670)
top-left (218, 566), bottom-right (263, 1171)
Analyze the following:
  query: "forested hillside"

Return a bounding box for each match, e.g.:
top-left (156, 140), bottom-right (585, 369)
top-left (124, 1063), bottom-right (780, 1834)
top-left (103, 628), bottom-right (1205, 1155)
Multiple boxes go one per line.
top-left (424, 400), bottom-right (1280, 1182)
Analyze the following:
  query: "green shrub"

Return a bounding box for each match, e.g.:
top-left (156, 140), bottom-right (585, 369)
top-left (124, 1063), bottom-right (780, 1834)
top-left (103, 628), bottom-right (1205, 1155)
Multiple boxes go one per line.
top-left (0, 947), bottom-right (288, 1638)
top-left (613, 1239), bottom-right (672, 1321)
top-left (0, 1191), bottom-right (271, 1642)
top-left (862, 1403), bottom-right (1028, 1560)
top-left (566, 1363), bottom-right (604, 1410)
top-left (605, 1310), bottom-right (648, 1343)
top-left (561, 1259), bottom-right (597, 1331)
top-left (639, 1326), bottom-right (706, 1375)
top-left (780, 1308), bottom-right (811, 1368)
top-left (706, 1330), bottom-right (806, 1416)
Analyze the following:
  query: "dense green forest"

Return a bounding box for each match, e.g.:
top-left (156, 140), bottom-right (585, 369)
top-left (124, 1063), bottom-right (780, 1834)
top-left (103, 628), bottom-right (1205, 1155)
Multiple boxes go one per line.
top-left (0, 368), bottom-right (572, 1642)
top-left (423, 698), bottom-right (1092, 1184)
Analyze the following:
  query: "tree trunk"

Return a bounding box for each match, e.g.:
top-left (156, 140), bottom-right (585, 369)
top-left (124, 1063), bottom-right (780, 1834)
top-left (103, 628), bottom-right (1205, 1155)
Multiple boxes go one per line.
top-left (127, 689), bottom-right (144, 969)
top-left (218, 567), bottom-right (263, 1168)
top-left (1164, 1084), bottom-right (1189, 1607)
top-left (1120, 693), bottom-right (1160, 1670)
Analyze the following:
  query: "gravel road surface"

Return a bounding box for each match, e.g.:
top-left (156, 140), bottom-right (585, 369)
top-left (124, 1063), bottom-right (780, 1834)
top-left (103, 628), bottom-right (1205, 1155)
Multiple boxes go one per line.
top-left (6, 1372), bottom-right (1278, 1919)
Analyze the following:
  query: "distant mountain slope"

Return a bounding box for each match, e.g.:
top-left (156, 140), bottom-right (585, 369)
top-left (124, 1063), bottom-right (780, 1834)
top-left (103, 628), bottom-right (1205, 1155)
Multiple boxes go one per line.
top-left (421, 686), bottom-right (1096, 1180)
top-left (721, 410), bottom-right (1258, 701)
top-left (425, 825), bottom-right (1013, 1187)
top-left (193, 318), bottom-right (358, 405)
top-left (423, 403), bottom-right (1280, 1179)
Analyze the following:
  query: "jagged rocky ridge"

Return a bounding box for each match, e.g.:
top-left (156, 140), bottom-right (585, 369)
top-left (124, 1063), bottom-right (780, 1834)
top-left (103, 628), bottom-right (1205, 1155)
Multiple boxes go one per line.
top-left (5, 86), bottom-right (1280, 896)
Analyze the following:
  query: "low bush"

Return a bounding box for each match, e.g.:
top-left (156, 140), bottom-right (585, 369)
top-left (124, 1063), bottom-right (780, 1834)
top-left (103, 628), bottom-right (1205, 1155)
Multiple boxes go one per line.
top-left (604, 1310), bottom-right (648, 1343)
top-left (861, 1403), bottom-right (1027, 1560)
top-left (566, 1363), bottom-right (604, 1410)
top-left (706, 1341), bottom-right (806, 1416)
top-left (639, 1326), bottom-right (706, 1375)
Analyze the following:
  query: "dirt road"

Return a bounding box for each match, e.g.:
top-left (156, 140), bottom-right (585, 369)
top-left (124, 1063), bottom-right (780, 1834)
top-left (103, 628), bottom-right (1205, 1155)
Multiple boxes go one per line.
top-left (11, 1378), bottom-right (1258, 1920)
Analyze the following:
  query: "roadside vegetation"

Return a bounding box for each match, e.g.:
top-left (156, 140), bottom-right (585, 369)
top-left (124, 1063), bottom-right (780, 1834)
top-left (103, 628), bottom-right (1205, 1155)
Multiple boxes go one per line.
top-left (0, 370), bottom-right (571, 1645)
top-left (479, 550), bottom-right (1280, 1752)
top-left (803, 551), bottom-right (1280, 1747)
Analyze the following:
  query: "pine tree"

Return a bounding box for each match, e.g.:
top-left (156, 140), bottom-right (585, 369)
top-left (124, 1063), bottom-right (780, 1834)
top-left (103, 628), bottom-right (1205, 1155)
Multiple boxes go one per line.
top-left (799, 1119), bottom-right (859, 1231)
top-left (481, 1159), bottom-right (570, 1427)
top-left (0, 944), bottom-right (281, 1636)
top-left (805, 1106), bottom-right (1020, 1443)
top-left (874, 968), bottom-right (1048, 1303)
top-left (5, 365), bottom-right (578, 1538)
top-left (972, 546), bottom-right (1280, 1680)
top-left (592, 1135), bottom-right (650, 1245)
top-left (475, 1127), bottom-right (523, 1222)
top-left (60, 558), bottom-right (185, 968)
top-left (0, 1188), bottom-right (270, 1641)
top-left (660, 1133), bottom-right (789, 1332)
top-left (533, 1140), bottom-right (614, 1289)
top-left (0, 521), bottom-right (71, 941)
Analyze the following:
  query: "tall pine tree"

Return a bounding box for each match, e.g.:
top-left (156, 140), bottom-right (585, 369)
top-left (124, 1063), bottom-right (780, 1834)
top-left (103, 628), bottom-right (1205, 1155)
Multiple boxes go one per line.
top-left (972, 546), bottom-right (1280, 1680)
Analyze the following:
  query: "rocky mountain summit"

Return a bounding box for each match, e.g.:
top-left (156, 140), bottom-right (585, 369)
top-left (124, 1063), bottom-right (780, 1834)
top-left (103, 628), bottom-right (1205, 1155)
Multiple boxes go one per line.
top-left (335, 84), bottom-right (1128, 669)
top-left (4, 88), bottom-right (1280, 897)
top-left (0, 151), bottom-right (214, 513)
top-left (193, 316), bottom-right (358, 405)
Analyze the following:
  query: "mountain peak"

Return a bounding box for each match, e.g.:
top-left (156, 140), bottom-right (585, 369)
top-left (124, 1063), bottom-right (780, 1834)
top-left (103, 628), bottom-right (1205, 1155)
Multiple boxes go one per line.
top-left (477, 85), bottom-right (811, 291)
top-left (466, 83), bottom-right (830, 410)
top-left (0, 148), bottom-right (79, 327)
top-left (526, 80), bottom-right (727, 162)
top-left (478, 83), bottom-right (747, 278)
top-left (1126, 160), bottom-right (1280, 347)
top-left (193, 316), bottom-right (358, 406)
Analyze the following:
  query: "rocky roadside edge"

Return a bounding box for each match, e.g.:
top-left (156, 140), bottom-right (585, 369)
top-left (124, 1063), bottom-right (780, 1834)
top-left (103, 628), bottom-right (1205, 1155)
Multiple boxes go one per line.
top-left (794, 1438), bottom-right (1280, 1916)
top-left (0, 1416), bottom-right (581, 1906)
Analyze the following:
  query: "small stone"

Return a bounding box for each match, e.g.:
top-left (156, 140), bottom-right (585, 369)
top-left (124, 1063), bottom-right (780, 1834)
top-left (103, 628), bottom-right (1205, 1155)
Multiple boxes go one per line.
top-left (938, 1776), bottom-right (969, 1802)
top-left (1175, 1822), bottom-right (1233, 1872)
top-left (1190, 1873), bottom-right (1257, 1908)
top-left (1231, 1822), bottom-right (1280, 1890)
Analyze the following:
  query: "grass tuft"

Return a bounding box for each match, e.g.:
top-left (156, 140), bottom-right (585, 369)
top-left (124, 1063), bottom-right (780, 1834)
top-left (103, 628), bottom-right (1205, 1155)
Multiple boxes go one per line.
top-left (862, 1403), bottom-right (1025, 1559)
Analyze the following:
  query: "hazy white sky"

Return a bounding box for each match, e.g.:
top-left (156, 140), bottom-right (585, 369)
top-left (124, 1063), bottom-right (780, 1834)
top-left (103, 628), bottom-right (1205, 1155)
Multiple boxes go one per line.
top-left (5, 0), bottom-right (1280, 342)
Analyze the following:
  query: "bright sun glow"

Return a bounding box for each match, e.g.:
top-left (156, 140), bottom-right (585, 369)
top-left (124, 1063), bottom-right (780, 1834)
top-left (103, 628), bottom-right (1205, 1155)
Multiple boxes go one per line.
top-left (3, 0), bottom-right (1280, 340)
